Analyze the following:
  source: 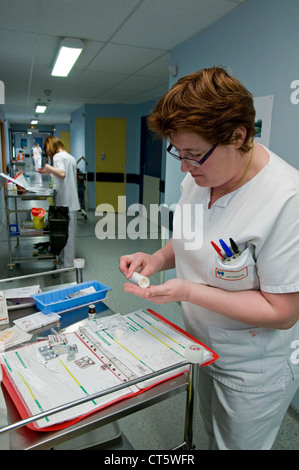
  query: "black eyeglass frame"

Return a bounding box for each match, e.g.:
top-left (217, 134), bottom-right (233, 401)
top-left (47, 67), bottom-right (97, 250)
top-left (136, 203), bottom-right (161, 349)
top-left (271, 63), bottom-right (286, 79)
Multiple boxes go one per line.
top-left (167, 143), bottom-right (218, 167)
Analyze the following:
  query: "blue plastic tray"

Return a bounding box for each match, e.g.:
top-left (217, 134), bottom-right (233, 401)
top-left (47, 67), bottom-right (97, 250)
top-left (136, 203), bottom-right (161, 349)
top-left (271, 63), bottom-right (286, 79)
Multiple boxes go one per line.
top-left (32, 280), bottom-right (111, 314)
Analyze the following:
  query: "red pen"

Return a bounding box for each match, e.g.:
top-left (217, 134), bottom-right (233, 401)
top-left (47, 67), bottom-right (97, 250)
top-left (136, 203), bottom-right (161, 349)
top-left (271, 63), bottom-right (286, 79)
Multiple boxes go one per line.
top-left (211, 241), bottom-right (225, 260)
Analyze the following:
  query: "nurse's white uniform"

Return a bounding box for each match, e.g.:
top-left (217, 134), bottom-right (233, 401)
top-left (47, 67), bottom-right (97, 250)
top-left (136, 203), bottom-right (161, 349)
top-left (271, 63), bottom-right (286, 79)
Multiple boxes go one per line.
top-left (52, 151), bottom-right (80, 267)
top-left (32, 146), bottom-right (42, 170)
top-left (172, 148), bottom-right (299, 449)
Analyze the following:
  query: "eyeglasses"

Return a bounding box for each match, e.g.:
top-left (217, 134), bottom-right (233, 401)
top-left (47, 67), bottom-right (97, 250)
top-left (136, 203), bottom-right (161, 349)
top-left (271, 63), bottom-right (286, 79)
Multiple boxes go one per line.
top-left (167, 143), bottom-right (218, 167)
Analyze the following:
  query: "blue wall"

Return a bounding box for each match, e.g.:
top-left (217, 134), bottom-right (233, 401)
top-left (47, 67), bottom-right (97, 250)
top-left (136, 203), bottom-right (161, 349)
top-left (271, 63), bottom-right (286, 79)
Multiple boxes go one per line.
top-left (164, 0), bottom-right (299, 206)
top-left (71, 100), bottom-right (158, 209)
top-left (69, 106), bottom-right (85, 172)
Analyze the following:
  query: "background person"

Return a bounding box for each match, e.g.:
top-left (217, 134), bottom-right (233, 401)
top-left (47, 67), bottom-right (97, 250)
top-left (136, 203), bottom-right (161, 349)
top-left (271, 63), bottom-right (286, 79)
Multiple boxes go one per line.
top-left (38, 136), bottom-right (80, 267)
top-left (16, 149), bottom-right (24, 161)
top-left (119, 67), bottom-right (299, 450)
top-left (32, 143), bottom-right (42, 170)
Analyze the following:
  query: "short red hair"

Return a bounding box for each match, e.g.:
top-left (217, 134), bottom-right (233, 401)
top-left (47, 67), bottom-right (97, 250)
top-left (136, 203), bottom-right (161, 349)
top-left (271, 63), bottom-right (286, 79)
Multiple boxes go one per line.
top-left (148, 66), bottom-right (256, 153)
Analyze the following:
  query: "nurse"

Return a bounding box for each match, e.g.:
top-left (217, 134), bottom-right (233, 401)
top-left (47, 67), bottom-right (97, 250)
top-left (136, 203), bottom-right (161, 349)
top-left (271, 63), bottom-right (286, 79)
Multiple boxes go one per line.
top-left (119, 67), bottom-right (299, 450)
top-left (32, 143), bottom-right (42, 170)
top-left (38, 136), bottom-right (80, 267)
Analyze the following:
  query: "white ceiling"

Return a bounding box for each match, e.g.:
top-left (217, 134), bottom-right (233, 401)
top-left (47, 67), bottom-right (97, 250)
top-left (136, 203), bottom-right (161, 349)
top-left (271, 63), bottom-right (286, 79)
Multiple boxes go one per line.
top-left (0, 0), bottom-right (246, 126)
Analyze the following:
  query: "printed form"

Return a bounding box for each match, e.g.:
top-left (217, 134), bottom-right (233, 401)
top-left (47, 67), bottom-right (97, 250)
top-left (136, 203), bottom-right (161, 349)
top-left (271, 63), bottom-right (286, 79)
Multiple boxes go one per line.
top-left (81, 310), bottom-right (196, 386)
top-left (1, 332), bottom-right (134, 429)
top-left (1, 310), bottom-right (214, 429)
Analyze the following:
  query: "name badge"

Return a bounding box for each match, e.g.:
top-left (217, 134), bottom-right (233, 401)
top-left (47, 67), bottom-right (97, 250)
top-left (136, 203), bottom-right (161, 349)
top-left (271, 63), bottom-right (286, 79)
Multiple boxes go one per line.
top-left (215, 266), bottom-right (248, 281)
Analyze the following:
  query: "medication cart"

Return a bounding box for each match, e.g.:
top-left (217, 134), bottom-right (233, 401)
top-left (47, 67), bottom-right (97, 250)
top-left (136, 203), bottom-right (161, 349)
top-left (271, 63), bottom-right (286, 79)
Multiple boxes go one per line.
top-left (0, 266), bottom-right (217, 450)
top-left (3, 185), bottom-right (67, 275)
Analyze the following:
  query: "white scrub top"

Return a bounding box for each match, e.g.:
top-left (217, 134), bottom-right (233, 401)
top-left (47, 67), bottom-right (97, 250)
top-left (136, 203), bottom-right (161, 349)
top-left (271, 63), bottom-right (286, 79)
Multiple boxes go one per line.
top-left (33, 147), bottom-right (42, 168)
top-left (172, 148), bottom-right (299, 392)
top-left (52, 151), bottom-right (80, 212)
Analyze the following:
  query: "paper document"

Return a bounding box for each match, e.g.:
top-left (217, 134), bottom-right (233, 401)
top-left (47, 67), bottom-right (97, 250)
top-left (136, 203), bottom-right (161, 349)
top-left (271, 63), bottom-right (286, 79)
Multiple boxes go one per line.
top-left (0, 172), bottom-right (52, 195)
top-left (81, 310), bottom-right (213, 387)
top-left (1, 331), bottom-right (136, 429)
top-left (5, 285), bottom-right (41, 310)
top-left (0, 309), bottom-right (218, 430)
top-left (4, 285), bottom-right (40, 299)
top-left (13, 311), bottom-right (61, 332)
top-left (0, 326), bottom-right (32, 352)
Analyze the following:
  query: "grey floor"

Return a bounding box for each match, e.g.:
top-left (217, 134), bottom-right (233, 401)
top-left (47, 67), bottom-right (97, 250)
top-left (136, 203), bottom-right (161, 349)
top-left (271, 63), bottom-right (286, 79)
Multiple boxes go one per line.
top-left (0, 168), bottom-right (298, 450)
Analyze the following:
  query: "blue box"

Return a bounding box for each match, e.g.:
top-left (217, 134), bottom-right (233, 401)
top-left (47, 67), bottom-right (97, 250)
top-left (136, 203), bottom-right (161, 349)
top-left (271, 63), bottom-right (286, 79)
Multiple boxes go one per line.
top-left (32, 280), bottom-right (111, 314)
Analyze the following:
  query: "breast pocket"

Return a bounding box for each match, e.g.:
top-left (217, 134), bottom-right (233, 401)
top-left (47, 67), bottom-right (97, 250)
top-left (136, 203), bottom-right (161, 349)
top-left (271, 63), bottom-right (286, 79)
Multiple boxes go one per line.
top-left (209, 245), bottom-right (259, 291)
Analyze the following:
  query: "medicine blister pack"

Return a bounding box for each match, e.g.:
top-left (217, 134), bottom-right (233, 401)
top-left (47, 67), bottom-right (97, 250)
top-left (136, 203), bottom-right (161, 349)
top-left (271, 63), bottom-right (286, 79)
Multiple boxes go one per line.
top-left (38, 342), bottom-right (78, 361)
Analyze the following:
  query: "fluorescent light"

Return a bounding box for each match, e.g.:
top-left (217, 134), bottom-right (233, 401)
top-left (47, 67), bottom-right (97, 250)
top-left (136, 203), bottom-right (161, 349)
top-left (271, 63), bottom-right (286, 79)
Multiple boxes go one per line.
top-left (31, 119), bottom-right (38, 124)
top-left (51, 38), bottom-right (84, 77)
top-left (35, 103), bottom-right (47, 113)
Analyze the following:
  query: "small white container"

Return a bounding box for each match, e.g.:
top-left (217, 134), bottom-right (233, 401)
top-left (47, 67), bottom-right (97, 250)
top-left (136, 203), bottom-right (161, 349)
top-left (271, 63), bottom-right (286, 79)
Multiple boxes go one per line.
top-left (7, 182), bottom-right (17, 194)
top-left (130, 272), bottom-right (150, 288)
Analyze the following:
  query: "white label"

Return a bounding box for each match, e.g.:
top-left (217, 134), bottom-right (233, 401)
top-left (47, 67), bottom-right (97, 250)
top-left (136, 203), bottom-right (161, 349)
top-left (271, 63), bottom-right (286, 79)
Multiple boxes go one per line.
top-left (215, 266), bottom-right (248, 281)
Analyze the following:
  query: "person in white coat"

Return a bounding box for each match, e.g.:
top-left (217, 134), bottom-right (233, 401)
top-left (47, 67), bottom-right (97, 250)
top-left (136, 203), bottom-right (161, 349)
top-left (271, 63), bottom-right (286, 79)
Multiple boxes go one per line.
top-left (119, 67), bottom-right (299, 450)
top-left (38, 136), bottom-right (80, 267)
top-left (32, 143), bottom-right (42, 170)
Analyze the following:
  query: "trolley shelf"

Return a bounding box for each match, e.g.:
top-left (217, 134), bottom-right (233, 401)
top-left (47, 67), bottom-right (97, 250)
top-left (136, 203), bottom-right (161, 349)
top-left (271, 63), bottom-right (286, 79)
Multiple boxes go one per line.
top-left (4, 184), bottom-right (57, 274)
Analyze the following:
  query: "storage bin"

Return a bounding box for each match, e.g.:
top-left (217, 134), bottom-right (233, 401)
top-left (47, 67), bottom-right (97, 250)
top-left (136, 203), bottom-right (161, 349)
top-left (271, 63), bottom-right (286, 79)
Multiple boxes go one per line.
top-left (31, 208), bottom-right (46, 229)
top-left (32, 280), bottom-right (111, 314)
top-left (48, 206), bottom-right (69, 256)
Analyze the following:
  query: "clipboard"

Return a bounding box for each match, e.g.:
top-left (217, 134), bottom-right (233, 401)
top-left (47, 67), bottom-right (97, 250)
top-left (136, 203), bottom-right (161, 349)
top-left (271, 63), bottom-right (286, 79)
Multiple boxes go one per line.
top-left (0, 309), bottom-right (218, 432)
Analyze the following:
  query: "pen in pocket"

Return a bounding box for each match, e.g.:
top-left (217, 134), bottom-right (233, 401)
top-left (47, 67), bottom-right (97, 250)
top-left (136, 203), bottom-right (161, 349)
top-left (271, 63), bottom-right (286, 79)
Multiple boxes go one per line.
top-left (229, 238), bottom-right (240, 255)
top-left (219, 239), bottom-right (233, 257)
top-left (211, 241), bottom-right (225, 260)
top-left (211, 238), bottom-right (242, 261)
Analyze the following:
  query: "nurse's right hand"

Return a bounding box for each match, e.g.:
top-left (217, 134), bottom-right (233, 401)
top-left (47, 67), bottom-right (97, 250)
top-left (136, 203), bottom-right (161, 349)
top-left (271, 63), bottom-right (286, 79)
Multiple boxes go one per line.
top-left (119, 252), bottom-right (155, 280)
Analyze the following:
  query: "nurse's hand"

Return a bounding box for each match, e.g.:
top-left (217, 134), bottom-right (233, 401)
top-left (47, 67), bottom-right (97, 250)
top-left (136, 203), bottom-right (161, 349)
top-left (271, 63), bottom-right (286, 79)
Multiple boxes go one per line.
top-left (123, 278), bottom-right (190, 304)
top-left (37, 166), bottom-right (50, 174)
top-left (119, 252), bottom-right (157, 280)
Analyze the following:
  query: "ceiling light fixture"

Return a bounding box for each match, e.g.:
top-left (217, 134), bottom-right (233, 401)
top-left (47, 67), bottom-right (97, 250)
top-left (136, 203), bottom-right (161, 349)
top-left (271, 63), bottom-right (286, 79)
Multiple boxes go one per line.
top-left (31, 119), bottom-right (38, 125)
top-left (51, 38), bottom-right (84, 77)
top-left (35, 103), bottom-right (47, 113)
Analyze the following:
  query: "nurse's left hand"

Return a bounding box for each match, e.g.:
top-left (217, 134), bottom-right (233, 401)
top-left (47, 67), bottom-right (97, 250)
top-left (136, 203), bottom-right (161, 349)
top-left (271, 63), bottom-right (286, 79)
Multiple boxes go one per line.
top-left (123, 278), bottom-right (190, 304)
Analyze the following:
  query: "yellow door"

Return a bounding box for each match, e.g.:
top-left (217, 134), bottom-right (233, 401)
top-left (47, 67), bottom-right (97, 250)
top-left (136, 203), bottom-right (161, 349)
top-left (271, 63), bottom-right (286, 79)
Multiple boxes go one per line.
top-left (95, 118), bottom-right (126, 212)
top-left (60, 131), bottom-right (71, 152)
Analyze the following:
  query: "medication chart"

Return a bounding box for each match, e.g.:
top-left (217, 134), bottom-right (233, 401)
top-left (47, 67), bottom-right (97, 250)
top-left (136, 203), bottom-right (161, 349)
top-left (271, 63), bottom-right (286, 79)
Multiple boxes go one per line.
top-left (1, 310), bottom-right (217, 431)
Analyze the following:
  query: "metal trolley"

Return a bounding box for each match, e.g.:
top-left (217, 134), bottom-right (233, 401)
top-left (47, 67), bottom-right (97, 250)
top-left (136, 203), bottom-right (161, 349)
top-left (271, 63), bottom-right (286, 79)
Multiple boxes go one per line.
top-left (4, 187), bottom-right (56, 275)
top-left (0, 263), bottom-right (201, 450)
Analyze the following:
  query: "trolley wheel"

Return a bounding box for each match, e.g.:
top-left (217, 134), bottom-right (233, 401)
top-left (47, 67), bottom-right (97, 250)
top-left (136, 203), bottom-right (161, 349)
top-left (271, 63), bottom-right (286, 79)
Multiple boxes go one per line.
top-left (7, 265), bottom-right (15, 278)
top-left (52, 259), bottom-right (62, 278)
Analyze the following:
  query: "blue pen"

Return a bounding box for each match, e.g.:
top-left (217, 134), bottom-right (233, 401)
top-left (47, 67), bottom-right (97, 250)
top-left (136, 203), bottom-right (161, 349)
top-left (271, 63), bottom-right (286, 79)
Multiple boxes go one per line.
top-left (219, 239), bottom-right (233, 257)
